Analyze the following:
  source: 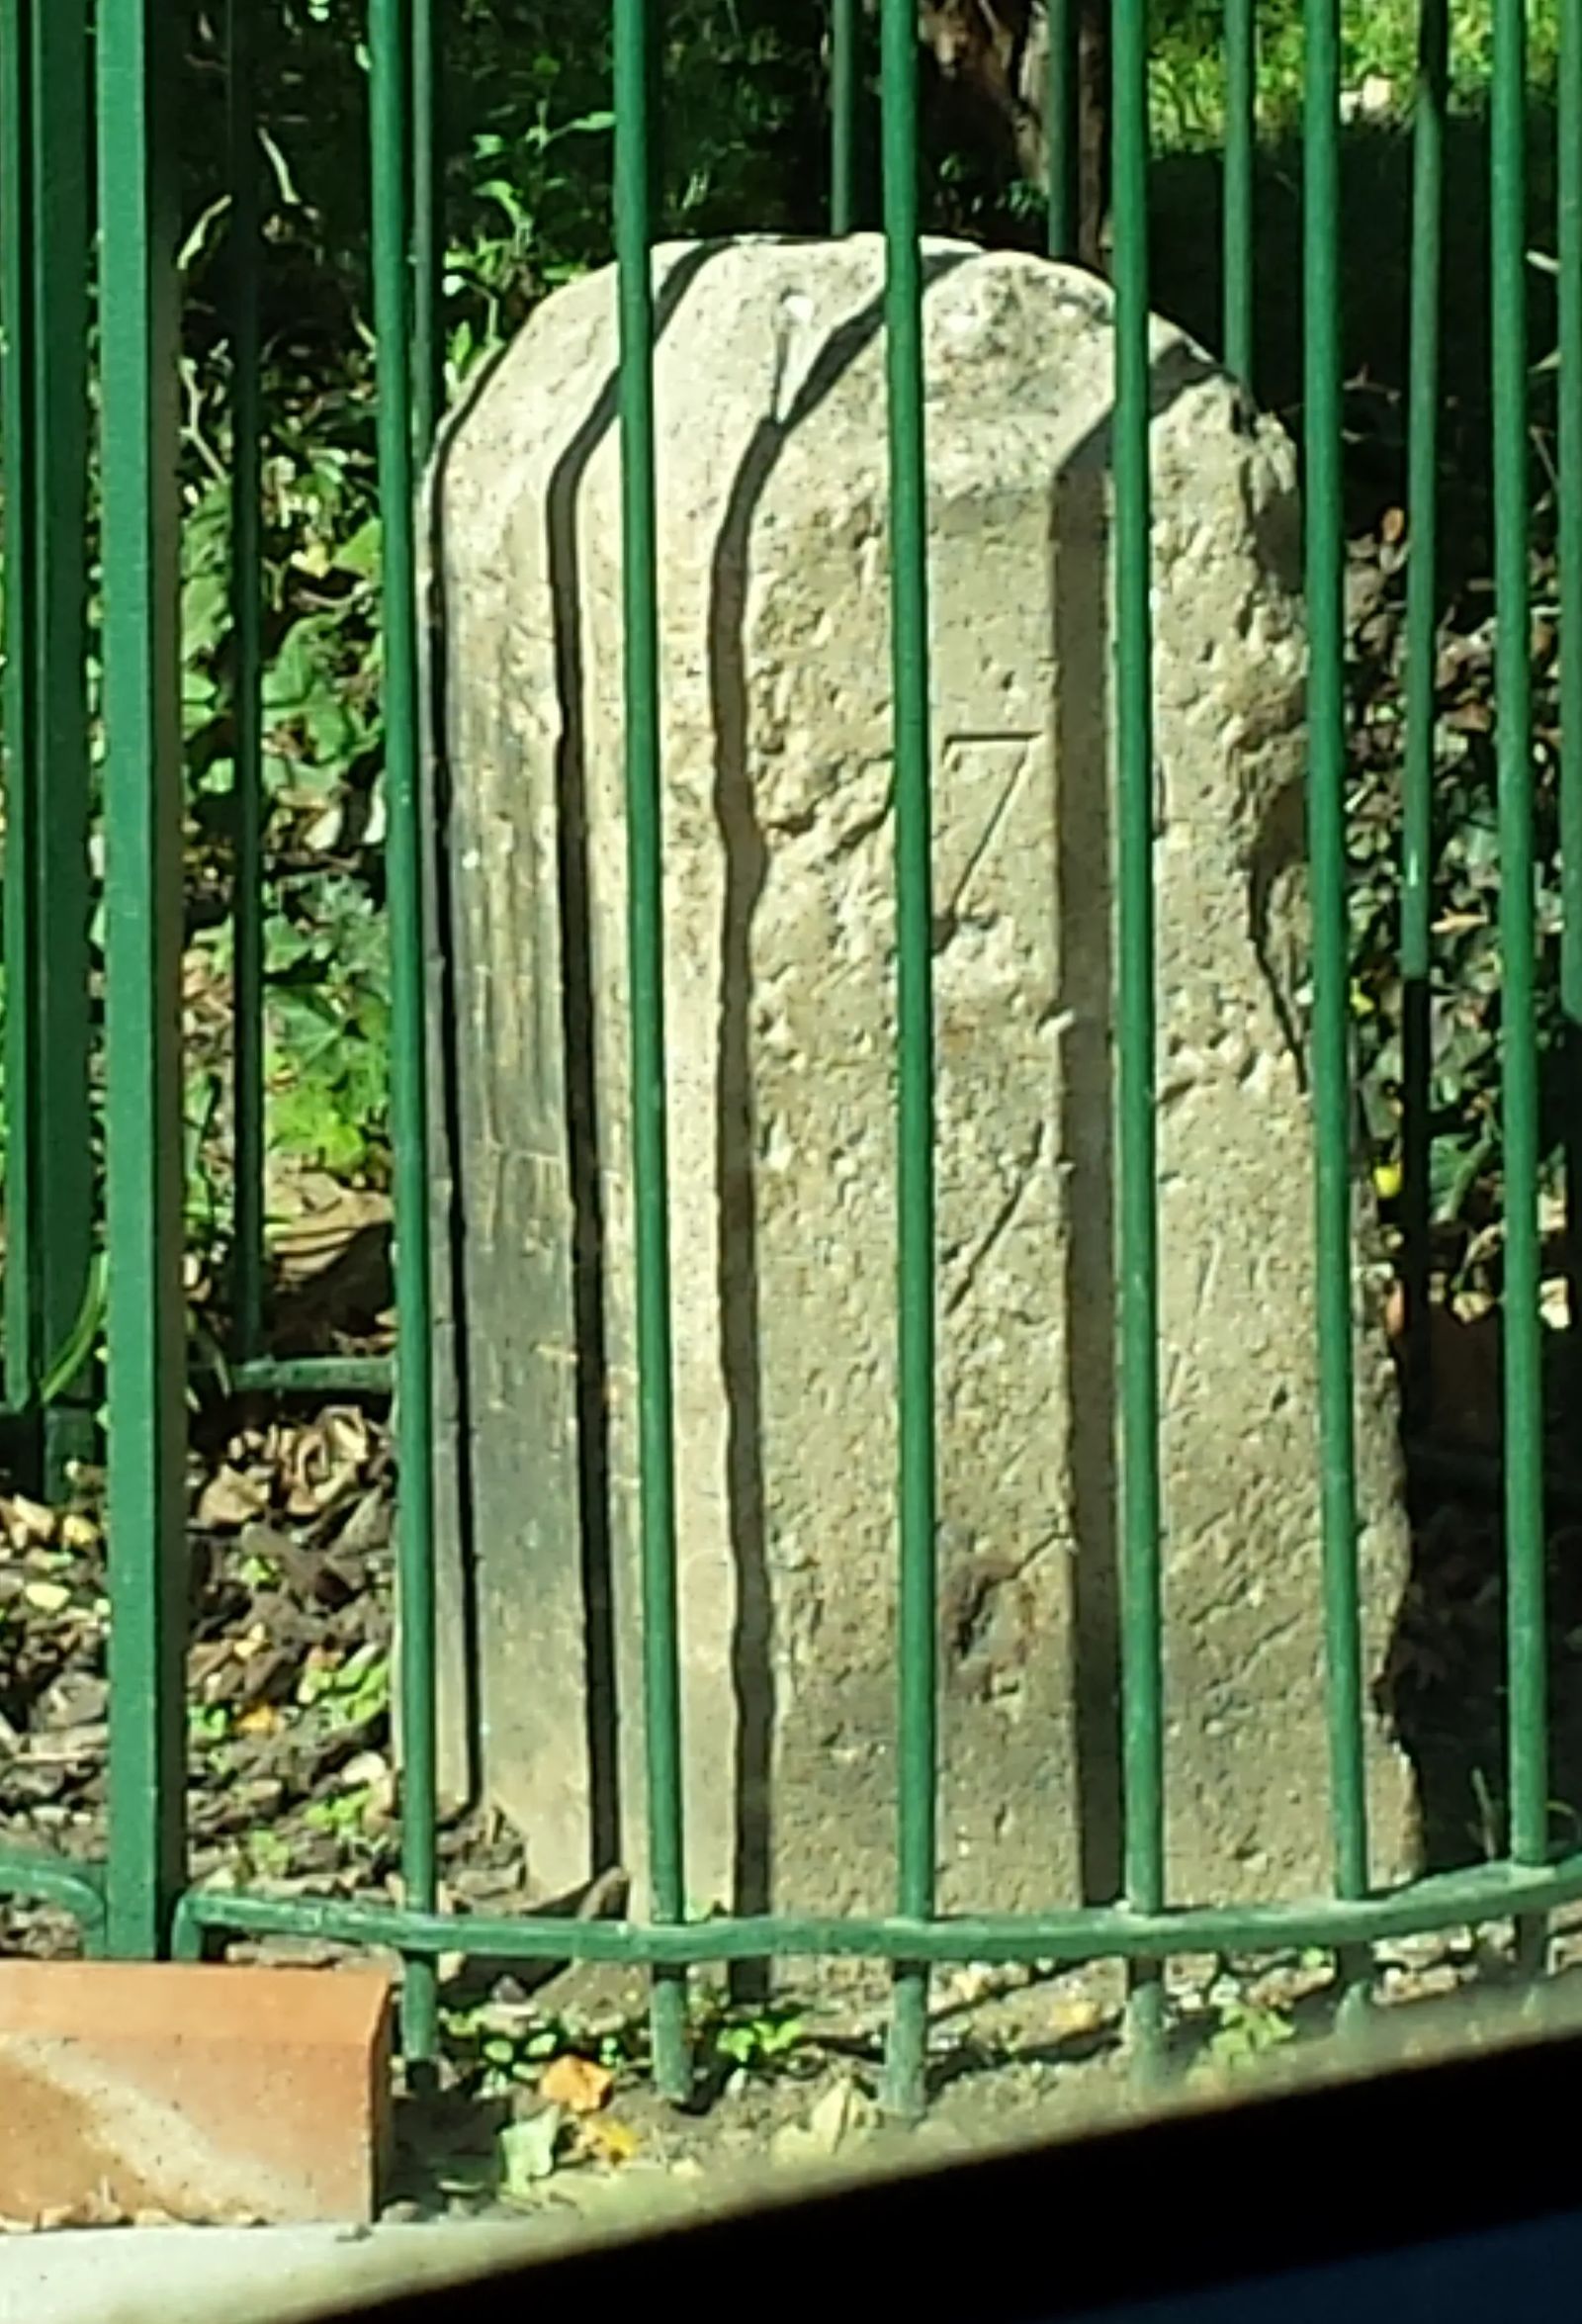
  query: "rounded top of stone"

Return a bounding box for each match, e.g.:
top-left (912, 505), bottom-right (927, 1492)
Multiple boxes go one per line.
top-left (522, 230), bottom-right (1204, 409)
top-left (432, 231), bottom-right (1299, 628)
top-left (451, 232), bottom-right (1264, 472)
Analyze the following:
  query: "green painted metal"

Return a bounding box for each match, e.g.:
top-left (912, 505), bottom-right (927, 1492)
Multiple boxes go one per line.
top-left (1303, 0), bottom-right (1368, 1908)
top-left (4, 0), bottom-right (1580, 2107)
top-left (830, 0), bottom-right (859, 232)
top-left (613, 0), bottom-right (692, 2107)
top-left (228, 1353), bottom-right (396, 1395)
top-left (1399, 0), bottom-right (1447, 1440)
top-left (1045, 0), bottom-right (1073, 258)
top-left (1563, 0), bottom-right (1582, 1381)
top-left (410, 0), bottom-right (442, 457)
top-left (369, 0), bottom-right (440, 2064)
top-left (228, 0), bottom-right (267, 1368)
top-left (97, 0), bottom-right (189, 1961)
top-left (1490, 0), bottom-right (1547, 1872)
top-left (1222, 0), bottom-right (1255, 382)
top-left (1111, 0), bottom-right (1166, 2069)
top-left (0, 1850), bottom-right (108, 1948)
top-left (0, 0), bottom-right (96, 1498)
top-left (0, 0), bottom-right (35, 1420)
top-left (173, 1841), bottom-right (1582, 1966)
top-left (878, 0), bottom-right (939, 2126)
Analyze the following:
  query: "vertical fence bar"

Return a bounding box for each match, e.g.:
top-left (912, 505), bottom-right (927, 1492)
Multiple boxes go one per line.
top-left (1303, 0), bottom-right (1370, 1929)
top-left (1045, 0), bottom-right (1073, 259)
top-left (0, 0), bottom-right (41, 1425)
top-left (0, 0), bottom-right (23, 1332)
top-left (409, 0), bottom-right (442, 457)
top-left (612, 0), bottom-right (691, 2105)
top-left (369, 0), bottom-right (440, 2062)
top-left (878, 0), bottom-right (938, 2125)
top-left (98, 0), bottom-right (189, 1958)
top-left (1491, 0), bottom-right (1547, 1880)
top-left (1111, 0), bottom-right (1166, 2066)
top-left (831, 0), bottom-right (858, 233)
top-left (228, 0), bottom-right (266, 1367)
top-left (1400, 0), bottom-right (1448, 1438)
top-left (1562, 0), bottom-right (1582, 1425)
top-left (1222, 0), bottom-right (1255, 384)
top-left (0, 0), bottom-right (96, 1494)
top-left (20, 0), bottom-right (94, 1491)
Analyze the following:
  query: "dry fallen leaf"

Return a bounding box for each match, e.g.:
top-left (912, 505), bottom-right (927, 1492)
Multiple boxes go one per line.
top-left (770, 2077), bottom-right (875, 2168)
top-left (3, 1495), bottom-right (56, 1551)
top-left (268, 1185), bottom-right (392, 1284)
top-left (498, 2106), bottom-right (565, 2197)
top-left (282, 1406), bottom-right (374, 1518)
top-left (21, 1580), bottom-right (71, 1616)
top-left (806, 2077), bottom-right (874, 2151)
top-left (196, 1465), bottom-right (270, 1530)
top-left (577, 2115), bottom-right (640, 2167)
top-left (539, 2052), bottom-right (614, 2115)
top-left (1048, 1995), bottom-right (1106, 2042)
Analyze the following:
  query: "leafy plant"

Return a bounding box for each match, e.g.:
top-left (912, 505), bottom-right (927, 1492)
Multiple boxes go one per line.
top-left (297, 1641), bottom-right (390, 1731)
top-left (442, 2004), bottom-right (646, 2099)
top-left (304, 1783), bottom-right (379, 1839)
top-left (0, 0), bottom-right (1569, 1449)
top-left (243, 1826), bottom-right (294, 1878)
top-left (714, 2004), bottom-right (807, 2072)
top-left (1202, 1992), bottom-right (1297, 2072)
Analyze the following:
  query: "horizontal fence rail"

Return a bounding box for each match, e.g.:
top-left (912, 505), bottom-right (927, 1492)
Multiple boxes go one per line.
top-left (0, 0), bottom-right (1578, 2124)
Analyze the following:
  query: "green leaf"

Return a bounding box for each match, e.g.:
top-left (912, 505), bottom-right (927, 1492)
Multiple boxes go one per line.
top-left (38, 1252), bottom-right (108, 1406)
top-left (183, 570), bottom-right (230, 659)
top-left (334, 517), bottom-right (383, 579)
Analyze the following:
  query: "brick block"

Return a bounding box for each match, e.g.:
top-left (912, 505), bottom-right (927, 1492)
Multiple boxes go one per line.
top-left (0, 1960), bottom-right (395, 2225)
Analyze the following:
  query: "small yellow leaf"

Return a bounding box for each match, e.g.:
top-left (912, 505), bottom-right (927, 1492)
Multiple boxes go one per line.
top-left (1372, 1160), bottom-right (1402, 1202)
top-left (234, 1704), bottom-right (280, 1738)
top-left (22, 1580), bottom-right (70, 1615)
top-left (579, 2115), bottom-right (639, 2166)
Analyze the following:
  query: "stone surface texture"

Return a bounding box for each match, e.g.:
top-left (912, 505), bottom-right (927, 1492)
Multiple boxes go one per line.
top-left (422, 234), bottom-right (1417, 1926)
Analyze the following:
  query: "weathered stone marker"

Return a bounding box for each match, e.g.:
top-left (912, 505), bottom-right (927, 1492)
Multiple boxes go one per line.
top-left (421, 235), bottom-right (1417, 1924)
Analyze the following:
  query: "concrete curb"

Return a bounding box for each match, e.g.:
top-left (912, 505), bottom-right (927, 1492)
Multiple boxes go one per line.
top-left (0, 2220), bottom-right (547, 2324)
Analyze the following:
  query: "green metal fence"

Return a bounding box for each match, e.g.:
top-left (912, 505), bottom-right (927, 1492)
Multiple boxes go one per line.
top-left (0, 0), bottom-right (1580, 2124)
